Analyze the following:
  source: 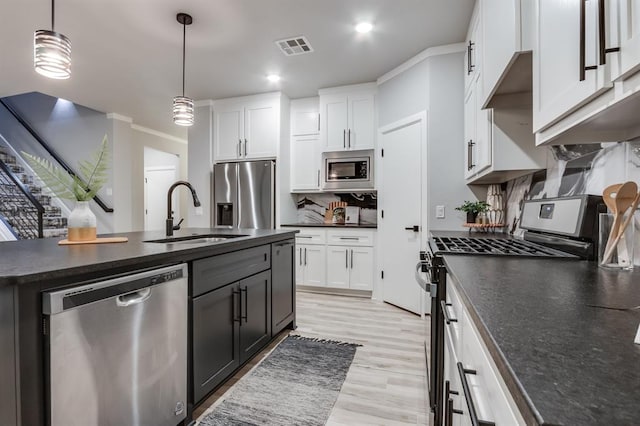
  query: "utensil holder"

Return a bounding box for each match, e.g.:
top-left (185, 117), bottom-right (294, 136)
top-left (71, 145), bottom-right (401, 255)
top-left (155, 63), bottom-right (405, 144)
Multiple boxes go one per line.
top-left (599, 213), bottom-right (634, 270)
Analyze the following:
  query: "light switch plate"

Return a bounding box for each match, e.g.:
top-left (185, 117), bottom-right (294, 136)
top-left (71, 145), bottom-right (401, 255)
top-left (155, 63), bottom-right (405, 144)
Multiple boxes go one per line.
top-left (436, 205), bottom-right (445, 219)
top-left (635, 323), bottom-right (640, 345)
top-left (195, 206), bottom-right (203, 216)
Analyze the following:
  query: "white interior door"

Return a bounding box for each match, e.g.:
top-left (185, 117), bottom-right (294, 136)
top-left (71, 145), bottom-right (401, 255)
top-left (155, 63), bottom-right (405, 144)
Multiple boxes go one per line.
top-left (144, 167), bottom-right (177, 231)
top-left (379, 113), bottom-right (425, 315)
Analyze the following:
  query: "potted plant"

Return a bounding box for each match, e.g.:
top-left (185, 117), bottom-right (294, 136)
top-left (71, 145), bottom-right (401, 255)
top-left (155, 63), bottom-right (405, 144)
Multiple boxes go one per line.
top-left (455, 200), bottom-right (490, 224)
top-left (22, 136), bottom-right (110, 241)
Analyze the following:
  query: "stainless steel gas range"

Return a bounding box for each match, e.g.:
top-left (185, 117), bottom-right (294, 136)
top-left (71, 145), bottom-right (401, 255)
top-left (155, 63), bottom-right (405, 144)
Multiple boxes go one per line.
top-left (417, 195), bottom-right (605, 426)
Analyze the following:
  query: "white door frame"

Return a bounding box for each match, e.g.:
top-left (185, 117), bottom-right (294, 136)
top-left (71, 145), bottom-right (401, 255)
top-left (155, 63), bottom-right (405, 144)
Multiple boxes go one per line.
top-left (375, 111), bottom-right (428, 315)
top-left (144, 166), bottom-right (178, 231)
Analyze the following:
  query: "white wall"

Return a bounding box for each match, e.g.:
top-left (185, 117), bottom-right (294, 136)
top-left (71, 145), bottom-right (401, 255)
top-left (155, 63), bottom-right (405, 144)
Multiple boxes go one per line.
top-left (377, 52), bottom-right (477, 232)
top-left (187, 104), bottom-right (213, 227)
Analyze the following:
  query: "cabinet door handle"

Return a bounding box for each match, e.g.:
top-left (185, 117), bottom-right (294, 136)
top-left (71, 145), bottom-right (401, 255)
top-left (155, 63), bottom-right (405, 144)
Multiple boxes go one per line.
top-left (580, 0), bottom-right (598, 81)
top-left (350, 249), bottom-right (354, 269)
top-left (445, 380), bottom-right (462, 426)
top-left (243, 139), bottom-right (247, 156)
top-left (348, 129), bottom-right (351, 148)
top-left (339, 237), bottom-right (359, 240)
top-left (343, 129), bottom-right (346, 148)
top-left (317, 169), bottom-right (320, 187)
top-left (232, 289), bottom-right (241, 323)
top-left (304, 248), bottom-right (307, 265)
top-left (467, 40), bottom-right (475, 75)
top-left (598, 0), bottom-right (620, 65)
top-left (238, 139), bottom-right (242, 157)
top-left (345, 250), bottom-right (349, 269)
top-left (299, 247), bottom-right (303, 265)
top-left (440, 300), bottom-right (458, 324)
top-left (467, 140), bottom-right (475, 171)
top-left (457, 362), bottom-right (496, 426)
top-left (240, 286), bottom-right (248, 323)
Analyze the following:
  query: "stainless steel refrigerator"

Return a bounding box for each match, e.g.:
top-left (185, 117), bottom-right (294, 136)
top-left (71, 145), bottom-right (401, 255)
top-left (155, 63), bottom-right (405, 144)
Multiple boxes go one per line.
top-left (212, 160), bottom-right (275, 229)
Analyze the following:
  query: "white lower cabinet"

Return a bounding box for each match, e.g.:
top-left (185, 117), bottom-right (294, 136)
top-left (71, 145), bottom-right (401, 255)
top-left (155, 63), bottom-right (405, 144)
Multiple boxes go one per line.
top-left (443, 274), bottom-right (525, 425)
top-left (292, 228), bottom-right (375, 291)
top-left (326, 245), bottom-right (374, 290)
top-left (295, 244), bottom-right (326, 287)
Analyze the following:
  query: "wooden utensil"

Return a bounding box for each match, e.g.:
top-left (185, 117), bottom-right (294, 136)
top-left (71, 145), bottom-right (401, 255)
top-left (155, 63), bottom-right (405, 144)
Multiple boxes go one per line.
top-left (602, 183), bottom-right (624, 258)
top-left (601, 182), bottom-right (638, 265)
top-left (602, 191), bottom-right (640, 265)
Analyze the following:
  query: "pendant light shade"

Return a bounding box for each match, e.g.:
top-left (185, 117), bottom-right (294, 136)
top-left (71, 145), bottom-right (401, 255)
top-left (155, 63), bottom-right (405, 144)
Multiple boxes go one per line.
top-left (174, 13), bottom-right (194, 127)
top-left (173, 96), bottom-right (194, 126)
top-left (34, 0), bottom-right (71, 79)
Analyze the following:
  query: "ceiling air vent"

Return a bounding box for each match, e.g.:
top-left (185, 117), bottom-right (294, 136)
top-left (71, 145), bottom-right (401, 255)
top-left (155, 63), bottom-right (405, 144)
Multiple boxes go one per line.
top-left (275, 36), bottom-right (314, 56)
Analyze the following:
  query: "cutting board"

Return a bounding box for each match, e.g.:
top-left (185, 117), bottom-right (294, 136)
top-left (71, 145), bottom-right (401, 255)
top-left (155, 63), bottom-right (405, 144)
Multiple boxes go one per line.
top-left (58, 237), bottom-right (129, 245)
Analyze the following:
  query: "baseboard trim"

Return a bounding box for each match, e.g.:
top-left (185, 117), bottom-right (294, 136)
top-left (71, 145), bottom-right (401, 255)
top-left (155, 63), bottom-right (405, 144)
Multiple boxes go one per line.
top-left (297, 285), bottom-right (372, 298)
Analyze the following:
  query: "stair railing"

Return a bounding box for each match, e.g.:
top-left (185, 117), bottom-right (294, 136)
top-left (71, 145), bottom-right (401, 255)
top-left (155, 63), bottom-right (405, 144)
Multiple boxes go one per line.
top-left (0, 159), bottom-right (44, 238)
top-left (0, 99), bottom-right (114, 213)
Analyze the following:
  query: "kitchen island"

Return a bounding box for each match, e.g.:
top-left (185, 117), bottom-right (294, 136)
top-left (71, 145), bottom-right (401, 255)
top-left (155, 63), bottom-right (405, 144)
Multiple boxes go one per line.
top-left (0, 228), bottom-right (297, 426)
top-left (443, 254), bottom-right (640, 425)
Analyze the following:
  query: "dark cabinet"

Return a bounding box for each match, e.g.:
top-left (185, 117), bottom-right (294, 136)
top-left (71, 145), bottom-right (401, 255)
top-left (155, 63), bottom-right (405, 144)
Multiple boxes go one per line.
top-left (191, 246), bottom-right (274, 405)
top-left (271, 240), bottom-right (295, 335)
top-left (239, 270), bottom-right (272, 363)
top-left (192, 283), bottom-right (240, 403)
top-left (0, 286), bottom-right (17, 426)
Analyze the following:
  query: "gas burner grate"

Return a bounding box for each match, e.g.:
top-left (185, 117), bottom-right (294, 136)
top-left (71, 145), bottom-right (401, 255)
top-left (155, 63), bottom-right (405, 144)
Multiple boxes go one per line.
top-left (430, 237), bottom-right (577, 258)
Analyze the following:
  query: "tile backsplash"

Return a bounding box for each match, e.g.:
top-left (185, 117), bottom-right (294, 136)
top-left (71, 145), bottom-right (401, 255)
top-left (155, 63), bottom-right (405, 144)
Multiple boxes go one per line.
top-left (296, 193), bottom-right (377, 225)
top-left (505, 140), bottom-right (640, 264)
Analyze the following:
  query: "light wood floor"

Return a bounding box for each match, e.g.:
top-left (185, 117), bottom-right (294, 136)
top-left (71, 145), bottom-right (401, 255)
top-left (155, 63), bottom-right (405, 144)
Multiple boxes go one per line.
top-left (195, 291), bottom-right (430, 425)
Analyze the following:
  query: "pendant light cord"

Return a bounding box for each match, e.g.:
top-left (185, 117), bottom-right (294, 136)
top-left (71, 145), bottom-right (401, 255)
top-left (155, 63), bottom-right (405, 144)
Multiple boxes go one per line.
top-left (182, 21), bottom-right (186, 96)
top-left (51, 0), bottom-right (55, 31)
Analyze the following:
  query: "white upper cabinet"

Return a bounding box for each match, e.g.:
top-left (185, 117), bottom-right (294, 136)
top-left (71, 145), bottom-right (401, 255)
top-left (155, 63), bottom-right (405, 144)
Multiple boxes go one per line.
top-left (214, 103), bottom-right (244, 161)
top-left (533, 0), bottom-right (612, 134)
top-left (615, 0), bottom-right (640, 80)
top-left (319, 83), bottom-right (376, 152)
top-left (290, 135), bottom-right (321, 192)
top-left (244, 100), bottom-right (278, 158)
top-left (464, 6), bottom-right (481, 96)
top-left (213, 93), bottom-right (280, 161)
top-left (532, 0), bottom-right (640, 145)
top-left (290, 98), bottom-right (321, 192)
top-left (291, 96), bottom-right (320, 136)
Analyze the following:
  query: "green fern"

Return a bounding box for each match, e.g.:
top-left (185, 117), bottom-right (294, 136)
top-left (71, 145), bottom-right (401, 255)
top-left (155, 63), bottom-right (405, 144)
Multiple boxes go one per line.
top-left (22, 135), bottom-right (110, 202)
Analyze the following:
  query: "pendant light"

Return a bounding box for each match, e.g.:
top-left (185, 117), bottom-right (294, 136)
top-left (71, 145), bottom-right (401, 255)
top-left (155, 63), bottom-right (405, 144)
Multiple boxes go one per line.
top-left (173, 13), bottom-right (194, 126)
top-left (34, 0), bottom-right (71, 79)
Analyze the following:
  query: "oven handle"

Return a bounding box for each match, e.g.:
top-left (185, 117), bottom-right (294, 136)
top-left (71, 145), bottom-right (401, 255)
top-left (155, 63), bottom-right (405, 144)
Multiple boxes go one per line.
top-left (440, 300), bottom-right (458, 325)
top-left (415, 261), bottom-right (436, 296)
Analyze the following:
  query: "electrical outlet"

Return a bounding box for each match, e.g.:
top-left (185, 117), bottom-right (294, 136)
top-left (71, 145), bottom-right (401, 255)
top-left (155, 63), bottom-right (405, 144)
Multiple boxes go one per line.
top-left (106, 187), bottom-right (113, 196)
top-left (436, 205), bottom-right (445, 219)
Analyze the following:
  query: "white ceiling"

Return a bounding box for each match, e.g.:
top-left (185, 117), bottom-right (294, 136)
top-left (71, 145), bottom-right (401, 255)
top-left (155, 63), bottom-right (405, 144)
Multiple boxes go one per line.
top-left (0, 0), bottom-right (474, 138)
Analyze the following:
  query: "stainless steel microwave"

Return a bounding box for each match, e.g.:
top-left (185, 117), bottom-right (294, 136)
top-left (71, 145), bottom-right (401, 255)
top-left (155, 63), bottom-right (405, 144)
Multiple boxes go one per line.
top-left (322, 150), bottom-right (374, 191)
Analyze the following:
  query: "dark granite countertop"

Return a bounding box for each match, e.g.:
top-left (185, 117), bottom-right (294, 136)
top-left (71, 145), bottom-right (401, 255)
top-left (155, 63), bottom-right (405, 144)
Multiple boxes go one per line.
top-left (443, 254), bottom-right (640, 425)
top-left (281, 223), bottom-right (377, 229)
top-left (0, 228), bottom-right (297, 288)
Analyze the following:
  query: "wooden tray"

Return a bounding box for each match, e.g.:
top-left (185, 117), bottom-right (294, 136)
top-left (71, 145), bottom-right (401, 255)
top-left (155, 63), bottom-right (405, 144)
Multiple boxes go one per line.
top-left (58, 237), bottom-right (129, 245)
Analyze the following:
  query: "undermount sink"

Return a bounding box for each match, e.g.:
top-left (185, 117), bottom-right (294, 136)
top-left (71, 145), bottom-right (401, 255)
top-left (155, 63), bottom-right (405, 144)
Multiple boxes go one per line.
top-left (144, 234), bottom-right (247, 244)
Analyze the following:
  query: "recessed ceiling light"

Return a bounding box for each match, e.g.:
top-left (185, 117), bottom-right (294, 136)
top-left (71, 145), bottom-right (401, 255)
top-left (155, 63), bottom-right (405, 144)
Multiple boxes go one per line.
top-left (267, 74), bottom-right (281, 82)
top-left (355, 22), bottom-right (373, 33)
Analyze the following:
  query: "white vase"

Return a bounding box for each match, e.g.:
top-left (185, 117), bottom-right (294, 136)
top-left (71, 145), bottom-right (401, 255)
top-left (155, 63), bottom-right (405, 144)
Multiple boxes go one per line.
top-left (67, 201), bottom-right (97, 241)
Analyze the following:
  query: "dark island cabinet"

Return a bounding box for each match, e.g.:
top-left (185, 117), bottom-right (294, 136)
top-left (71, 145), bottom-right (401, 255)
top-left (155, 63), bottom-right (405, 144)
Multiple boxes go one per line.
top-left (192, 283), bottom-right (240, 403)
top-left (191, 246), bottom-right (277, 406)
top-left (271, 240), bottom-right (295, 335)
top-left (0, 286), bottom-right (17, 426)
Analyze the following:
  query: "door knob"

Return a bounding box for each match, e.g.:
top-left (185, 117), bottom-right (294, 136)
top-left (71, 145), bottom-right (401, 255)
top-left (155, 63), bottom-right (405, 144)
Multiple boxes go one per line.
top-left (404, 225), bottom-right (420, 232)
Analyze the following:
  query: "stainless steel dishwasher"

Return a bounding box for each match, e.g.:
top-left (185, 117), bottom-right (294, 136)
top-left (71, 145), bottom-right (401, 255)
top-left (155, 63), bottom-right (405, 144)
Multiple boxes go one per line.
top-left (43, 263), bottom-right (188, 426)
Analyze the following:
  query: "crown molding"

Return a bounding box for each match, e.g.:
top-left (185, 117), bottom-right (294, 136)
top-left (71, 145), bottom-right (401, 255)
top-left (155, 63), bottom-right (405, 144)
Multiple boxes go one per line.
top-left (131, 124), bottom-right (187, 144)
top-left (377, 42), bottom-right (466, 85)
top-left (106, 113), bottom-right (133, 123)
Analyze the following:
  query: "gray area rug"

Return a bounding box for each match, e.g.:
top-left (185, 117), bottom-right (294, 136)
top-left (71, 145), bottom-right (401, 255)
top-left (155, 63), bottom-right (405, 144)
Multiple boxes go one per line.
top-left (199, 335), bottom-right (360, 426)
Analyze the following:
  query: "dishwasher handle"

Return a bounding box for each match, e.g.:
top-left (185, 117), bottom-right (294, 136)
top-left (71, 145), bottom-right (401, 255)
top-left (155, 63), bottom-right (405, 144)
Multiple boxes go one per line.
top-left (116, 288), bottom-right (151, 307)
